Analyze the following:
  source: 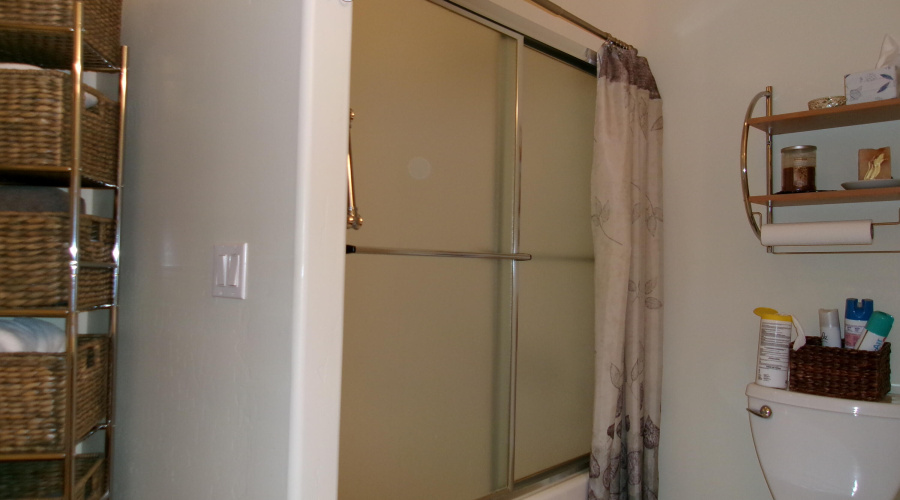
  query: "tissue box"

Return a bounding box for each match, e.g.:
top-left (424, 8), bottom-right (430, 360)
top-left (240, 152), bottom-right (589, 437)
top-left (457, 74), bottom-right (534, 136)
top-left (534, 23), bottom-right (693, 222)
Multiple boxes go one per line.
top-left (845, 66), bottom-right (899, 104)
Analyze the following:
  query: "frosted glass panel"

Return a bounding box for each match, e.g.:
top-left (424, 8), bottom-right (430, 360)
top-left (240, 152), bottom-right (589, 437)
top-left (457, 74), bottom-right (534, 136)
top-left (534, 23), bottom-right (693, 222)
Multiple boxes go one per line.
top-left (339, 255), bottom-right (511, 500)
top-left (515, 48), bottom-right (596, 480)
top-left (347, 0), bottom-right (517, 253)
top-left (340, 1), bottom-right (516, 498)
top-left (343, 0), bottom-right (597, 495)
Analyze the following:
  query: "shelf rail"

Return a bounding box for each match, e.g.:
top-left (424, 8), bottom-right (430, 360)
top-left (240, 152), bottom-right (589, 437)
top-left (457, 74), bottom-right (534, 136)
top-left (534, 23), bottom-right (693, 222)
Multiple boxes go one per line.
top-left (62, 5), bottom-right (86, 495)
top-left (346, 245), bottom-right (532, 261)
top-left (740, 87), bottom-right (772, 242)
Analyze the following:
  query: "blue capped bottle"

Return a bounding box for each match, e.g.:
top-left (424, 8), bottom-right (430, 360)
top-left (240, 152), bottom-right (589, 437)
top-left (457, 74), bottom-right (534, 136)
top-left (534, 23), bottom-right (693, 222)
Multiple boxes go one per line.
top-left (844, 298), bottom-right (874, 349)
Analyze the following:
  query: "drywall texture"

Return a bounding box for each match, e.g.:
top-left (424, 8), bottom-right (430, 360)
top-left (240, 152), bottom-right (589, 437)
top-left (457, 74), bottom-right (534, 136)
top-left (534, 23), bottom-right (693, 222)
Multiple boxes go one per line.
top-left (555, 0), bottom-right (900, 498)
top-left (115, 0), bottom-right (308, 497)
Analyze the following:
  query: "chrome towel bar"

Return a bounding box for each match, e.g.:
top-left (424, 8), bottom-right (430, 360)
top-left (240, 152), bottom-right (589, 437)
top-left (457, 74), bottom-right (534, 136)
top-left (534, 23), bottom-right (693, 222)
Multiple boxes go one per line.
top-left (346, 245), bottom-right (532, 261)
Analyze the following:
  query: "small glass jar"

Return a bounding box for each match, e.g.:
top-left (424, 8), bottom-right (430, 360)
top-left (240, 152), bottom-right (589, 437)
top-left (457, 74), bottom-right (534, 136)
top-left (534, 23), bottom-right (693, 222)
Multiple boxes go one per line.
top-left (781, 145), bottom-right (817, 193)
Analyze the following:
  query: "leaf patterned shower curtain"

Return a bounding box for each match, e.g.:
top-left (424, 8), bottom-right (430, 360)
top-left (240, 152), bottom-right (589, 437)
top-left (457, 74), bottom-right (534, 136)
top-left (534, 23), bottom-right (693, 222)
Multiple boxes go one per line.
top-left (588, 43), bottom-right (663, 500)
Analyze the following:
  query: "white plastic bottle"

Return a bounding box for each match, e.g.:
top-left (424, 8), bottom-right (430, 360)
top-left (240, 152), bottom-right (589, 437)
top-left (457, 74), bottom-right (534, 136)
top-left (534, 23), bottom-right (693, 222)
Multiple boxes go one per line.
top-left (754, 307), bottom-right (794, 389)
top-left (819, 308), bottom-right (842, 348)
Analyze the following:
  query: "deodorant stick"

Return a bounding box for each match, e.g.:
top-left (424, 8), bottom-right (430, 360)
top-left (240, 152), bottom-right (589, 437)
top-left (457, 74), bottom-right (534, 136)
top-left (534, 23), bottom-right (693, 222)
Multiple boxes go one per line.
top-left (819, 308), bottom-right (842, 348)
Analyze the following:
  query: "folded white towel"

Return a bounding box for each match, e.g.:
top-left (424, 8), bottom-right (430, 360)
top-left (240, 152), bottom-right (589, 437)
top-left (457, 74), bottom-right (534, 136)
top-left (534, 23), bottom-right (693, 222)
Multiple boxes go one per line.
top-left (0, 62), bottom-right (100, 108)
top-left (0, 329), bottom-right (27, 352)
top-left (0, 318), bottom-right (66, 353)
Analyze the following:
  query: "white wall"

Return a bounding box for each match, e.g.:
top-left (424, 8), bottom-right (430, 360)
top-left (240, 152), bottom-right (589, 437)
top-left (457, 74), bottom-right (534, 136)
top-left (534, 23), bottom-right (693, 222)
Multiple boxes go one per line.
top-left (115, 0), bottom-right (350, 499)
top-left (554, 0), bottom-right (900, 498)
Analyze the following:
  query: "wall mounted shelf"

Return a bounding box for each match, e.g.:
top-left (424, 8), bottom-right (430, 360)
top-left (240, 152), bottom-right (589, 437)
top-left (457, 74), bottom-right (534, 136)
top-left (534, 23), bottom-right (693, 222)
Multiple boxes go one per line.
top-left (740, 88), bottom-right (900, 254)
top-left (747, 97), bottom-right (900, 135)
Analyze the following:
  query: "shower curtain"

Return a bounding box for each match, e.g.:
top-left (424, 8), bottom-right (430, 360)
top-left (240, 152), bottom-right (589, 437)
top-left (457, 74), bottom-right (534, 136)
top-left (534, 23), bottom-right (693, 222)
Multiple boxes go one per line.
top-left (588, 43), bottom-right (663, 500)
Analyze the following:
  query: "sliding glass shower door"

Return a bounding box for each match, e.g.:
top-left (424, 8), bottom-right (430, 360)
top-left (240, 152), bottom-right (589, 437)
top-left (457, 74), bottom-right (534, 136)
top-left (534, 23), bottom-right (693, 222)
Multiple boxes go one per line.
top-left (514, 47), bottom-right (596, 481)
top-left (340, 0), bottom-right (595, 498)
top-left (341, 1), bottom-right (517, 498)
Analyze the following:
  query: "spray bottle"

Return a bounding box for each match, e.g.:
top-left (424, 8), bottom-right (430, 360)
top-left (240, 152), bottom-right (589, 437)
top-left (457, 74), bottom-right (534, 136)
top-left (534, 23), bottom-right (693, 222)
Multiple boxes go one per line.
top-left (819, 308), bottom-right (842, 348)
top-left (856, 311), bottom-right (894, 351)
top-left (844, 298), bottom-right (874, 349)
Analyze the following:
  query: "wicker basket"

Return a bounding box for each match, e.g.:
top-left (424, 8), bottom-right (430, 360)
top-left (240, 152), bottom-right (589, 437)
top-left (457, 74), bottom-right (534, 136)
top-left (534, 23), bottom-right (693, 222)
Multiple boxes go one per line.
top-left (0, 336), bottom-right (109, 454)
top-left (0, 70), bottom-right (119, 186)
top-left (0, 212), bottom-right (115, 308)
top-left (0, 0), bottom-right (122, 68)
top-left (0, 454), bottom-right (106, 500)
top-left (790, 336), bottom-right (891, 401)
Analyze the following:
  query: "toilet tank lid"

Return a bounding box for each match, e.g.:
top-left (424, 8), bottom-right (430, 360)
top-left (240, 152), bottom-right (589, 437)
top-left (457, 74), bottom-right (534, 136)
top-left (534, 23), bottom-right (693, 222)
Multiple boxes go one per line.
top-left (746, 383), bottom-right (900, 419)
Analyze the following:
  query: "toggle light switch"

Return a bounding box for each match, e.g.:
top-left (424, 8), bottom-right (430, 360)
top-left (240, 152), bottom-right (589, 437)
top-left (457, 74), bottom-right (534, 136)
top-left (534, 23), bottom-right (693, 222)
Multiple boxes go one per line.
top-left (213, 243), bottom-right (248, 299)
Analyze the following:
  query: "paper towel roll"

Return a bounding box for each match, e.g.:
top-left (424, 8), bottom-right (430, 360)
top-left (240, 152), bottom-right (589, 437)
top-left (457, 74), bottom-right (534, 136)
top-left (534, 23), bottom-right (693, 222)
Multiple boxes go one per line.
top-left (760, 220), bottom-right (873, 246)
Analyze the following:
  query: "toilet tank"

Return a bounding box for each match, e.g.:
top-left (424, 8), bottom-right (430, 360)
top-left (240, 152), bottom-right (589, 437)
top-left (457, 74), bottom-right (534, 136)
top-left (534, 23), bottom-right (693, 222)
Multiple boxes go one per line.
top-left (746, 383), bottom-right (900, 500)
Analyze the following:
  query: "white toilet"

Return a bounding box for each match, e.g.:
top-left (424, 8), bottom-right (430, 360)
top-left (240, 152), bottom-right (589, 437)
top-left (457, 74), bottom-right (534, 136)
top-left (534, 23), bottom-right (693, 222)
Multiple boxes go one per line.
top-left (746, 382), bottom-right (900, 499)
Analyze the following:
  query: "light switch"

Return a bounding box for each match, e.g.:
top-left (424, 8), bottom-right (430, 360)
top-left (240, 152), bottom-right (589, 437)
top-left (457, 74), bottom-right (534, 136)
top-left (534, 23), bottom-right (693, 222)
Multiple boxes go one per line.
top-left (213, 243), bottom-right (248, 299)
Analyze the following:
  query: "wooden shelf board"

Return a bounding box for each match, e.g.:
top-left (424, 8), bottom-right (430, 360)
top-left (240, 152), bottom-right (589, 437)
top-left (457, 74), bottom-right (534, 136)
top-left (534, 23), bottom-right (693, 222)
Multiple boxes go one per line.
top-left (749, 187), bottom-right (900, 207)
top-left (0, 307), bottom-right (69, 318)
top-left (748, 98), bottom-right (900, 135)
top-left (0, 452), bottom-right (67, 462)
top-left (0, 304), bottom-right (115, 317)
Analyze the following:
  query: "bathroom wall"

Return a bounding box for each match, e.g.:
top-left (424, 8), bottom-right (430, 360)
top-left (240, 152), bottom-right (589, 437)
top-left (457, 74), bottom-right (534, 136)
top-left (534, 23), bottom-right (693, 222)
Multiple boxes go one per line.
top-left (115, 0), bottom-right (350, 498)
top-left (552, 0), bottom-right (900, 497)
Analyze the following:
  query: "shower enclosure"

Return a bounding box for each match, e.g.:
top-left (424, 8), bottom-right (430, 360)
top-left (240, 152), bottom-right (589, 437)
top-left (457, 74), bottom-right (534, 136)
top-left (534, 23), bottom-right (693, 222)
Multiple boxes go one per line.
top-left (339, 1), bottom-right (596, 498)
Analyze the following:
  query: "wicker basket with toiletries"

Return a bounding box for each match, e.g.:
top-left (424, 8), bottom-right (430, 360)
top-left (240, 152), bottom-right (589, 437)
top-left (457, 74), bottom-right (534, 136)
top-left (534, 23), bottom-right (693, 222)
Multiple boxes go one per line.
top-left (790, 336), bottom-right (891, 401)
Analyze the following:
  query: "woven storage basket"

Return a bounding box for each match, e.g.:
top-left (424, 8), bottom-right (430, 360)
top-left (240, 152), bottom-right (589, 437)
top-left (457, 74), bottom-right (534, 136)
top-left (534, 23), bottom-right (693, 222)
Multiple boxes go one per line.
top-left (0, 212), bottom-right (115, 308)
top-left (0, 70), bottom-right (119, 186)
top-left (0, 454), bottom-right (106, 500)
top-left (0, 0), bottom-right (122, 68)
top-left (0, 335), bottom-right (109, 454)
top-left (790, 336), bottom-right (891, 401)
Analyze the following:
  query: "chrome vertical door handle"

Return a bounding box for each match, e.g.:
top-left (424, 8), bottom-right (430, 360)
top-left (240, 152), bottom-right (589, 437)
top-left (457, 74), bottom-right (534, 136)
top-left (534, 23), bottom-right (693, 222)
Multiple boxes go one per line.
top-left (347, 109), bottom-right (363, 230)
top-left (747, 405), bottom-right (772, 419)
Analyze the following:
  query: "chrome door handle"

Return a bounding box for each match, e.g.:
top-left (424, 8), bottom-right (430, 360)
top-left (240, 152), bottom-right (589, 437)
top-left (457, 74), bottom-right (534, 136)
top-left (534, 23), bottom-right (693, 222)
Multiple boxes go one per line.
top-left (347, 108), bottom-right (363, 230)
top-left (747, 405), bottom-right (772, 419)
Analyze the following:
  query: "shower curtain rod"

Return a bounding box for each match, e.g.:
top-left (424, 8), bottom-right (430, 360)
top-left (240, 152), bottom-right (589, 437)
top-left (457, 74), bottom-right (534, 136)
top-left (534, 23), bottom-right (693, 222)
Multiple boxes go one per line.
top-left (526, 0), bottom-right (636, 53)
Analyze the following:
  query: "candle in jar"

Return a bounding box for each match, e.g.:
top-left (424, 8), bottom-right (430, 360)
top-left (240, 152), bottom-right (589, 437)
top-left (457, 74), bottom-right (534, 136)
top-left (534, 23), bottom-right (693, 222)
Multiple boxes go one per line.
top-left (781, 145), bottom-right (817, 193)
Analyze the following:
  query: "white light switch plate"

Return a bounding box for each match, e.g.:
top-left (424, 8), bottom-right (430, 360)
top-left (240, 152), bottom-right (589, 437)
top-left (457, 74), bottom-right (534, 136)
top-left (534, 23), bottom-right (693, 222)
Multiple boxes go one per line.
top-left (213, 243), bottom-right (248, 299)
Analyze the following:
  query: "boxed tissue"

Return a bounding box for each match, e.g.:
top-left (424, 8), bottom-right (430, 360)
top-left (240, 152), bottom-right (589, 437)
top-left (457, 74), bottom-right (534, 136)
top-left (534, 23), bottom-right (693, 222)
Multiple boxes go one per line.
top-left (844, 66), bottom-right (898, 104)
top-left (845, 35), bottom-right (900, 104)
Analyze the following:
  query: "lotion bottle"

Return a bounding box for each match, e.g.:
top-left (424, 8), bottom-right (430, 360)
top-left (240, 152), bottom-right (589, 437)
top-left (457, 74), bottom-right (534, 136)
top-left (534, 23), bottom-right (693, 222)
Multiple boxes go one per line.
top-left (844, 298), bottom-right (874, 349)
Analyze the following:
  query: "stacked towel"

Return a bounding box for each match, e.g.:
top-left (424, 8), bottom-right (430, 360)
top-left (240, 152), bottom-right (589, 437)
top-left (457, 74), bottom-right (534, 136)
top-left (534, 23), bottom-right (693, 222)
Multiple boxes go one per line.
top-left (0, 318), bottom-right (66, 353)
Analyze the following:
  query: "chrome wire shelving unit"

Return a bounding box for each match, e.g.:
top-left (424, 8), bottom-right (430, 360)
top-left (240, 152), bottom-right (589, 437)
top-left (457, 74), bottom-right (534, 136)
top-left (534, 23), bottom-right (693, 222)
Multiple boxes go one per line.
top-left (0, 1), bottom-right (126, 498)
